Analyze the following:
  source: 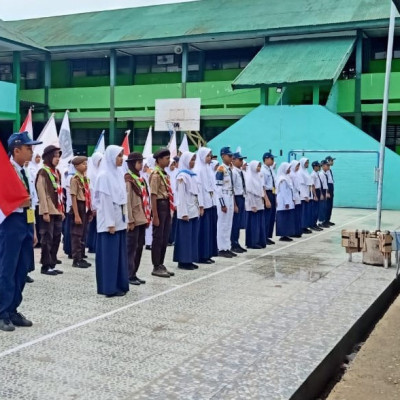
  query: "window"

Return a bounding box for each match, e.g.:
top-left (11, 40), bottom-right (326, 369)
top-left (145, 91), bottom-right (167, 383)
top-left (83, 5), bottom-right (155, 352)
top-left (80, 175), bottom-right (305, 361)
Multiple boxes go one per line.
top-left (117, 56), bottom-right (131, 75)
top-left (21, 62), bottom-right (41, 89)
top-left (71, 58), bottom-right (110, 77)
top-left (0, 64), bottom-right (12, 82)
top-left (204, 47), bottom-right (259, 70)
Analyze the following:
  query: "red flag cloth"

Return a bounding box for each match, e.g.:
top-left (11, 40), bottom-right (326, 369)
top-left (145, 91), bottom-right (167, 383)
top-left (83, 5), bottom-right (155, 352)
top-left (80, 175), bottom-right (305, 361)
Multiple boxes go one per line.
top-left (0, 143), bottom-right (30, 218)
top-left (121, 133), bottom-right (130, 156)
top-left (19, 109), bottom-right (33, 138)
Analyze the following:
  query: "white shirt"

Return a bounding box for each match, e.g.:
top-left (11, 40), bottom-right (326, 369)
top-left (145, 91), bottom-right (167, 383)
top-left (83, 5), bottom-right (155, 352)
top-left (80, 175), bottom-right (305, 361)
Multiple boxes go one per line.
top-left (276, 181), bottom-right (295, 211)
top-left (327, 169), bottom-right (334, 184)
top-left (261, 164), bottom-right (276, 190)
top-left (311, 171), bottom-right (321, 189)
top-left (176, 178), bottom-right (200, 219)
top-left (96, 192), bottom-right (127, 233)
top-left (245, 192), bottom-right (264, 211)
top-left (232, 166), bottom-right (246, 196)
top-left (319, 171), bottom-right (329, 190)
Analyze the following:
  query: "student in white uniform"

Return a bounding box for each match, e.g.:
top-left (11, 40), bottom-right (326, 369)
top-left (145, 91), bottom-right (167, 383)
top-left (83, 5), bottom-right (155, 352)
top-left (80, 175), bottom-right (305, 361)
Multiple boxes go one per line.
top-left (325, 155), bottom-right (336, 225)
top-left (173, 152), bottom-right (201, 270)
top-left (275, 162), bottom-right (295, 242)
top-left (289, 160), bottom-right (303, 238)
top-left (261, 152), bottom-right (276, 245)
top-left (244, 161), bottom-right (267, 249)
top-left (215, 147), bottom-right (237, 258)
top-left (94, 145), bottom-right (129, 297)
top-left (142, 157), bottom-right (155, 250)
top-left (230, 151), bottom-right (248, 253)
top-left (298, 158), bottom-right (313, 234)
top-left (167, 156), bottom-right (179, 245)
top-left (194, 147), bottom-right (218, 264)
top-left (318, 160), bottom-right (331, 228)
top-left (310, 161), bottom-right (324, 231)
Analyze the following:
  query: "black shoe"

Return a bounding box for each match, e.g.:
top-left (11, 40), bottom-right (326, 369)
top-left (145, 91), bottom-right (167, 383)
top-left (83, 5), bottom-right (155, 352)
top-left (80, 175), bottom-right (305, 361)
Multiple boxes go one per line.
top-left (73, 260), bottom-right (90, 269)
top-left (328, 221), bottom-right (335, 226)
top-left (52, 269), bottom-right (64, 275)
top-left (311, 226), bottom-right (323, 231)
top-left (0, 319), bottom-right (15, 332)
top-left (290, 235), bottom-right (302, 238)
top-left (81, 260), bottom-right (92, 267)
top-left (129, 278), bottom-right (141, 285)
top-left (83, 255), bottom-right (88, 259)
top-left (218, 250), bottom-right (233, 258)
top-left (239, 246), bottom-right (248, 252)
top-left (321, 222), bottom-right (331, 228)
top-left (56, 259), bottom-right (62, 264)
top-left (10, 312), bottom-right (33, 327)
top-left (228, 250), bottom-right (238, 257)
top-left (41, 267), bottom-right (58, 276)
top-left (178, 263), bottom-right (195, 270)
top-left (231, 246), bottom-right (244, 254)
top-left (302, 228), bottom-right (312, 234)
top-left (208, 259), bottom-right (216, 264)
top-left (199, 259), bottom-right (213, 264)
top-left (190, 263), bottom-right (199, 269)
top-left (106, 291), bottom-right (126, 298)
top-left (145, 245), bottom-right (152, 251)
top-left (279, 236), bottom-right (293, 242)
top-left (266, 239), bottom-right (275, 245)
top-left (163, 266), bottom-right (175, 277)
top-left (135, 277), bottom-right (146, 284)
top-left (26, 275), bottom-right (34, 283)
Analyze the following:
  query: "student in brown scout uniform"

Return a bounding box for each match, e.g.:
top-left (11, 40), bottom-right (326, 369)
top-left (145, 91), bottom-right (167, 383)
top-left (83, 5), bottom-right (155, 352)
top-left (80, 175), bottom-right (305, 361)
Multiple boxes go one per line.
top-left (149, 148), bottom-right (175, 278)
top-left (125, 152), bottom-right (151, 285)
top-left (70, 156), bottom-right (93, 269)
top-left (36, 145), bottom-right (65, 276)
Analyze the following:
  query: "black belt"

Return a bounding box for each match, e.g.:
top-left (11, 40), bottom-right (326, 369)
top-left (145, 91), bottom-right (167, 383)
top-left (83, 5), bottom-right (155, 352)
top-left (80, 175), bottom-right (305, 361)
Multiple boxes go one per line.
top-left (157, 199), bottom-right (169, 202)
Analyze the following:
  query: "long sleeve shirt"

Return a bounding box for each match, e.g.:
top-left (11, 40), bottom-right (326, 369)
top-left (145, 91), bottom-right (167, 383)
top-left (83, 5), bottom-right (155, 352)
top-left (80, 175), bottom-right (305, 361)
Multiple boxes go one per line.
top-left (276, 181), bottom-right (295, 211)
top-left (245, 192), bottom-right (264, 212)
top-left (176, 176), bottom-right (199, 219)
top-left (96, 192), bottom-right (127, 233)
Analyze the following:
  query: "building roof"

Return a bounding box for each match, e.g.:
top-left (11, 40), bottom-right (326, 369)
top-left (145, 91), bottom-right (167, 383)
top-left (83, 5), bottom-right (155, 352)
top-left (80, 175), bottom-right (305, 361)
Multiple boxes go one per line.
top-left (0, 19), bottom-right (46, 51)
top-left (5, 0), bottom-right (393, 50)
top-left (232, 37), bottom-right (356, 89)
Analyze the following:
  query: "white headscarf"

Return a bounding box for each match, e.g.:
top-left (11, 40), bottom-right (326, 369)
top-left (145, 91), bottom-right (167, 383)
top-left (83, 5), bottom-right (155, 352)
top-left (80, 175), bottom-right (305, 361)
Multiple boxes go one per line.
top-left (276, 162), bottom-right (293, 191)
top-left (177, 151), bottom-right (198, 195)
top-left (289, 160), bottom-right (301, 191)
top-left (299, 158), bottom-right (312, 185)
top-left (87, 152), bottom-right (103, 191)
top-left (94, 145), bottom-right (127, 206)
top-left (27, 152), bottom-right (41, 180)
top-left (194, 147), bottom-right (215, 192)
top-left (210, 159), bottom-right (219, 172)
top-left (245, 160), bottom-right (264, 197)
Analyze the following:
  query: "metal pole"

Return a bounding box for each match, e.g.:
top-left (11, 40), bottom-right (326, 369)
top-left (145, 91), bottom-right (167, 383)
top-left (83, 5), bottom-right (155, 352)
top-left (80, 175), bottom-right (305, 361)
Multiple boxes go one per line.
top-left (376, 1), bottom-right (396, 230)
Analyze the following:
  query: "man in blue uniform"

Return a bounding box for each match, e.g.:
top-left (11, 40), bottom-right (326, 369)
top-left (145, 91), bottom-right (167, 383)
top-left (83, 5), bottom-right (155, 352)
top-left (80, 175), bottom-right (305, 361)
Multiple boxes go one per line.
top-left (0, 132), bottom-right (42, 332)
top-left (261, 152), bottom-right (276, 245)
top-left (325, 155), bottom-right (335, 226)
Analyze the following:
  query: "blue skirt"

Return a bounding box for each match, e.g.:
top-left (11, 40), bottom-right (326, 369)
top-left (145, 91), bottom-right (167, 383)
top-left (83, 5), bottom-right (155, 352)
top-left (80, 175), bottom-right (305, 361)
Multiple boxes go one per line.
top-left (86, 217), bottom-right (97, 253)
top-left (294, 204), bottom-right (302, 236)
top-left (276, 209), bottom-right (296, 237)
top-left (301, 201), bottom-right (313, 229)
top-left (95, 230), bottom-right (129, 295)
top-left (173, 217), bottom-right (199, 264)
top-left (198, 208), bottom-right (217, 261)
top-left (62, 213), bottom-right (72, 256)
top-left (246, 210), bottom-right (267, 248)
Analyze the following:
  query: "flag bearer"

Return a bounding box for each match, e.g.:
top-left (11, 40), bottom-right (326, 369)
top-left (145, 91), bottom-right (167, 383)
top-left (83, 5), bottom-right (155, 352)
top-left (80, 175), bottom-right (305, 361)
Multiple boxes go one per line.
top-left (325, 155), bottom-right (336, 225)
top-left (150, 148), bottom-right (175, 278)
top-left (261, 152), bottom-right (276, 244)
top-left (215, 147), bottom-right (237, 258)
top-left (36, 145), bottom-right (65, 276)
top-left (0, 132), bottom-right (42, 332)
top-left (125, 152), bottom-right (150, 285)
top-left (70, 156), bottom-right (93, 269)
top-left (230, 150), bottom-right (248, 253)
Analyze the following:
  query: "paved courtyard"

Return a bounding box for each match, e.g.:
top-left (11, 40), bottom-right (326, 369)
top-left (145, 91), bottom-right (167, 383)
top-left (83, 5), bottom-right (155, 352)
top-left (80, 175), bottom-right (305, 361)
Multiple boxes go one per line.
top-left (0, 208), bottom-right (399, 400)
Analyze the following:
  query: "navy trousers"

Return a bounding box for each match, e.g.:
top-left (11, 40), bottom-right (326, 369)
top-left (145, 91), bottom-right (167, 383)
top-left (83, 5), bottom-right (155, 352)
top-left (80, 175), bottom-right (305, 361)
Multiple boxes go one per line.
top-left (96, 230), bottom-right (129, 296)
top-left (231, 195), bottom-right (245, 248)
top-left (326, 183), bottom-right (334, 222)
top-left (0, 212), bottom-right (34, 319)
top-left (246, 210), bottom-right (267, 249)
top-left (312, 189), bottom-right (321, 226)
top-left (173, 217), bottom-right (199, 264)
top-left (264, 191), bottom-right (277, 238)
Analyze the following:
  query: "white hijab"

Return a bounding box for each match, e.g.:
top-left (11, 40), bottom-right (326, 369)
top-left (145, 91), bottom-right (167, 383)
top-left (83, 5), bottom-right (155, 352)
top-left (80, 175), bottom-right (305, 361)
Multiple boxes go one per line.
top-left (289, 160), bottom-right (301, 191)
top-left (87, 151), bottom-right (103, 190)
top-left (177, 151), bottom-right (198, 195)
top-left (27, 152), bottom-right (41, 179)
top-left (299, 158), bottom-right (312, 185)
top-left (194, 147), bottom-right (215, 192)
top-left (276, 162), bottom-right (293, 191)
top-left (245, 160), bottom-right (264, 197)
top-left (94, 145), bottom-right (127, 206)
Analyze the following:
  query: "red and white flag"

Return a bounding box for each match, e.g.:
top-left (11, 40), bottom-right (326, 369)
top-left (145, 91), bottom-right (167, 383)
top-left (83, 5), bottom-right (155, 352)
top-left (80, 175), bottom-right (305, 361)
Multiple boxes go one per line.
top-left (19, 108), bottom-right (33, 139)
top-left (121, 130), bottom-right (131, 156)
top-left (0, 143), bottom-right (30, 224)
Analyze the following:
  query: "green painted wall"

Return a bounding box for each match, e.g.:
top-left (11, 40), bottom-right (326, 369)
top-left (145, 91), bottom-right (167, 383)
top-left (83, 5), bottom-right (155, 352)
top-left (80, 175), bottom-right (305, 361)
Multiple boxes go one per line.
top-left (0, 81), bottom-right (17, 117)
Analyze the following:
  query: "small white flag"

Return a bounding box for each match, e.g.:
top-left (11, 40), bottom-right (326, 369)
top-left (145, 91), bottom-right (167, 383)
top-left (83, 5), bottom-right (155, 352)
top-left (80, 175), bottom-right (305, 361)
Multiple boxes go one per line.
top-left (142, 126), bottom-right (153, 159)
top-left (58, 110), bottom-right (73, 174)
top-left (179, 134), bottom-right (189, 154)
top-left (33, 113), bottom-right (59, 157)
top-left (168, 128), bottom-right (178, 159)
top-left (95, 130), bottom-right (106, 154)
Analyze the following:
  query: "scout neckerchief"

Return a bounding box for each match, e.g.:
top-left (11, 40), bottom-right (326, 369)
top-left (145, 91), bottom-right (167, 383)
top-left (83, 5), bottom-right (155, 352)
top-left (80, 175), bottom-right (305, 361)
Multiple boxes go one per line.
top-left (42, 165), bottom-right (64, 212)
top-left (75, 172), bottom-right (92, 212)
top-left (128, 170), bottom-right (151, 223)
top-left (154, 165), bottom-right (175, 211)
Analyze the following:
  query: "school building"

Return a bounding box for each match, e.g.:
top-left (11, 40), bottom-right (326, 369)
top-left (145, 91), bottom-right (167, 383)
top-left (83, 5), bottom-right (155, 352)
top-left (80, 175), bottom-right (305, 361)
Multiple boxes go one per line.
top-left (0, 0), bottom-right (400, 158)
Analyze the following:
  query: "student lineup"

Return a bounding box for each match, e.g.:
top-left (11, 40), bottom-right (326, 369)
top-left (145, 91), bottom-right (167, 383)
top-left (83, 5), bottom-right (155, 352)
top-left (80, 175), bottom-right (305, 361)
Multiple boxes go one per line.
top-left (0, 131), bottom-right (335, 332)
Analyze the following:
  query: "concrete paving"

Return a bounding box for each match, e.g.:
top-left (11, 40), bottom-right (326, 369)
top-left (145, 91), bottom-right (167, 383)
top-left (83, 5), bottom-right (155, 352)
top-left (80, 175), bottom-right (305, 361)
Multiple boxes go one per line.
top-left (0, 208), bottom-right (399, 400)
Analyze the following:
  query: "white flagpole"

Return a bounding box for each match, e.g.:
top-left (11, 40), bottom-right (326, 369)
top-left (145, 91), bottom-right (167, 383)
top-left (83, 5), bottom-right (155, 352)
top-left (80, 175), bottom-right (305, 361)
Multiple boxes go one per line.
top-left (376, 1), bottom-right (396, 230)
